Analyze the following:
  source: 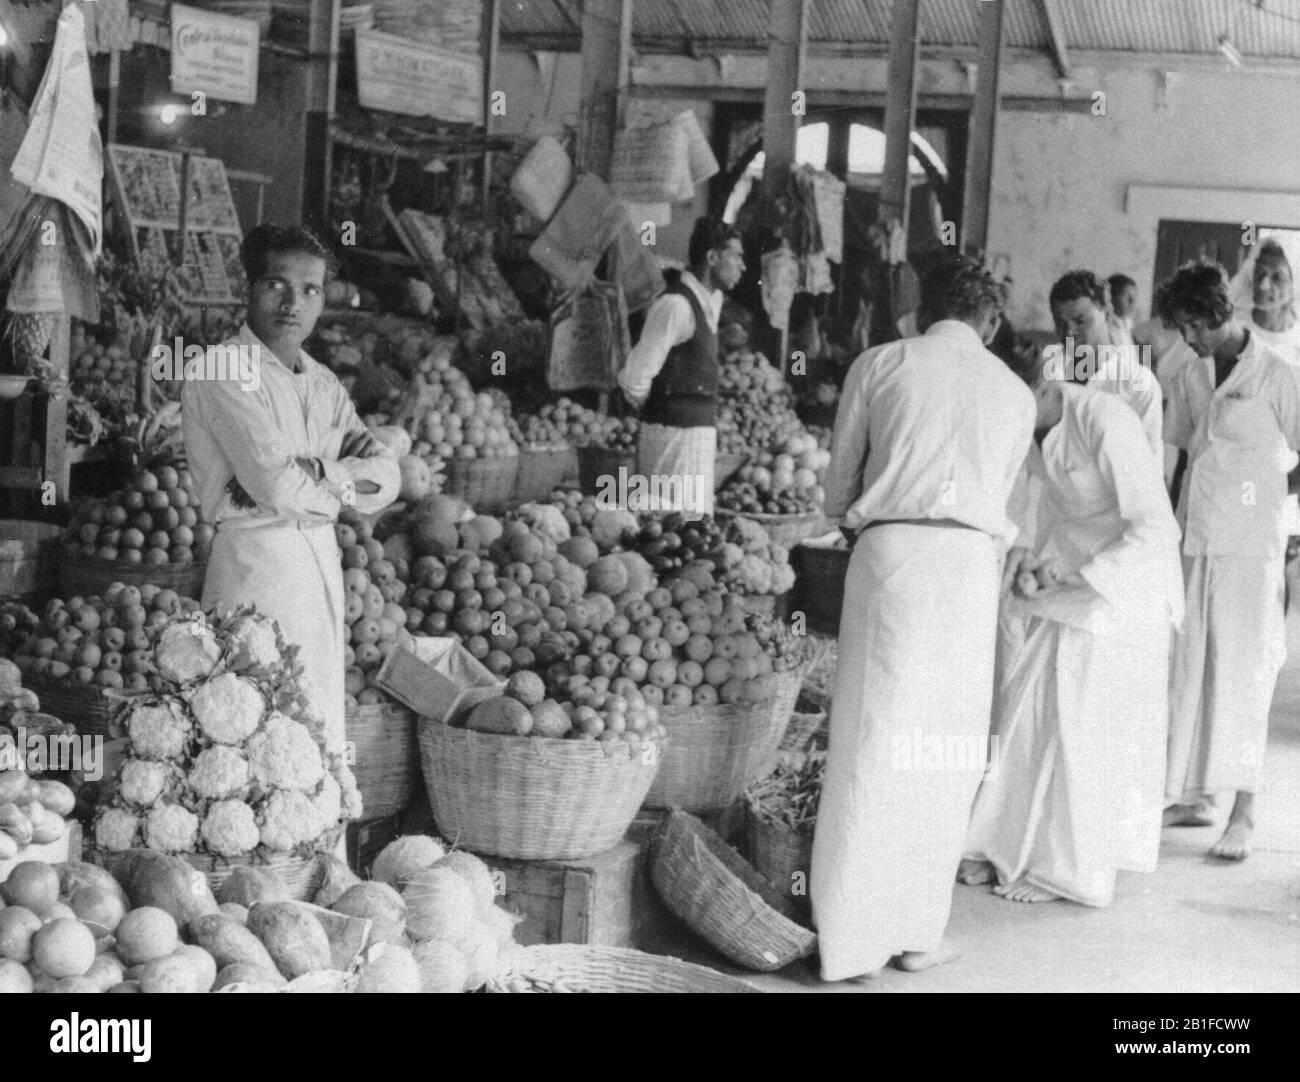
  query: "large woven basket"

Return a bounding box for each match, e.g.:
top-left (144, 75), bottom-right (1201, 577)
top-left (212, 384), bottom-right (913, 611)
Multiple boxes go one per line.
top-left (714, 452), bottom-right (748, 488)
top-left (23, 675), bottom-right (135, 740)
top-left (790, 543), bottom-right (851, 637)
top-left (442, 454), bottom-right (520, 514)
top-left (746, 816), bottom-right (814, 921)
top-left (645, 668), bottom-right (801, 812)
top-left (418, 720), bottom-right (664, 860)
top-left (651, 809), bottom-right (816, 972)
top-left (344, 700), bottom-right (418, 821)
top-left (577, 446), bottom-right (636, 498)
top-left (58, 550), bottom-right (207, 602)
top-left (181, 845), bottom-right (329, 902)
top-left (776, 709), bottom-right (828, 754)
top-left (513, 446), bottom-right (574, 504)
top-left (736, 510), bottom-right (826, 550)
top-left (487, 944), bottom-right (762, 993)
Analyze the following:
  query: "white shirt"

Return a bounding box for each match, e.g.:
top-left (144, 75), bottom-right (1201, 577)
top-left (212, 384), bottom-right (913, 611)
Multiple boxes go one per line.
top-left (618, 270), bottom-right (724, 406)
top-left (1086, 359), bottom-right (1163, 463)
top-left (823, 320), bottom-right (1036, 543)
top-left (183, 323), bottom-right (400, 526)
top-left (1248, 313), bottom-right (1300, 370)
top-left (1165, 332), bottom-right (1300, 557)
top-left (1013, 383), bottom-right (1184, 647)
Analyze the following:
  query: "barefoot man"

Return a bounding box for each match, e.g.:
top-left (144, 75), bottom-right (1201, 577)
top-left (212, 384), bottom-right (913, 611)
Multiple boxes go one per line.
top-left (1161, 261), bottom-right (1300, 859)
top-left (960, 355), bottom-right (1183, 906)
top-left (812, 258), bottom-right (1035, 978)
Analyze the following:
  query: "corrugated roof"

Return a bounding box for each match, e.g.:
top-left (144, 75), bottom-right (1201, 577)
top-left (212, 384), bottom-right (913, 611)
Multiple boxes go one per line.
top-left (499, 0), bottom-right (1300, 61)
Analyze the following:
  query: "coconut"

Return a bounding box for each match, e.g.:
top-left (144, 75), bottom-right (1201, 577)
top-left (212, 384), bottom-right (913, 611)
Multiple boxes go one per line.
top-left (371, 834), bottom-right (446, 889)
top-left (411, 938), bottom-right (469, 994)
top-left (434, 851), bottom-right (497, 915)
top-left (331, 882), bottom-right (406, 945)
top-left (402, 866), bottom-right (475, 943)
top-left (455, 921), bottom-right (501, 991)
top-left (355, 942), bottom-right (422, 993)
top-left (482, 903), bottom-right (522, 948)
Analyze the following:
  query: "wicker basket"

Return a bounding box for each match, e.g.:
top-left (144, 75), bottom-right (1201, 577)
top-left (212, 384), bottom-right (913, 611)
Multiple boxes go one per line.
top-left (181, 846), bottom-right (328, 902)
top-left (513, 446), bottom-right (574, 504)
top-left (791, 543), bottom-right (851, 637)
top-left (746, 816), bottom-right (814, 920)
top-left (344, 700), bottom-right (418, 821)
top-left (714, 452), bottom-right (748, 488)
top-left (418, 720), bottom-right (663, 860)
top-left (776, 709), bottom-right (828, 754)
top-left (577, 446), bottom-right (636, 497)
top-left (645, 668), bottom-right (801, 812)
top-left (442, 454), bottom-right (520, 514)
top-left (23, 675), bottom-right (135, 740)
top-left (651, 809), bottom-right (816, 971)
top-left (487, 944), bottom-right (762, 993)
top-left (59, 550), bottom-right (207, 602)
top-left (737, 510), bottom-right (826, 550)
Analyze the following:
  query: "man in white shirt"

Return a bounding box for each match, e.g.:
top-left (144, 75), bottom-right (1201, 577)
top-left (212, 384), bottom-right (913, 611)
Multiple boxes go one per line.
top-left (1161, 260), bottom-right (1300, 861)
top-left (1245, 239), bottom-right (1300, 367)
top-left (1049, 270), bottom-right (1163, 464)
top-left (811, 257), bottom-right (1035, 980)
top-left (617, 218), bottom-right (744, 516)
top-left (1108, 273), bottom-right (1139, 339)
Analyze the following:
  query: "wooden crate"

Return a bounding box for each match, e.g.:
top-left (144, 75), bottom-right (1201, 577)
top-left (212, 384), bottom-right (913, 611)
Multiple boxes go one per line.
top-left (345, 811), bottom-right (404, 877)
top-left (481, 840), bottom-right (664, 949)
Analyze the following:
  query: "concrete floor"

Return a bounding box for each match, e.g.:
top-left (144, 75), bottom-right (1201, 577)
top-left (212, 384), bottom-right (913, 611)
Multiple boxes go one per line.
top-left (669, 613), bottom-right (1300, 993)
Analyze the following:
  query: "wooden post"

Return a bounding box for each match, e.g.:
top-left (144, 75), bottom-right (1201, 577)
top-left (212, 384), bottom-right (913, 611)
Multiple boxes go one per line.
top-left (301, 0), bottom-right (342, 232)
top-left (106, 49), bottom-right (122, 147)
top-left (576, 0), bottom-right (632, 180)
top-left (962, 0), bottom-right (1005, 255)
top-left (43, 317), bottom-right (69, 502)
top-left (481, 0), bottom-right (501, 220)
top-left (175, 150), bottom-right (193, 266)
top-left (761, 0), bottom-right (809, 375)
top-left (879, 0), bottom-right (920, 235)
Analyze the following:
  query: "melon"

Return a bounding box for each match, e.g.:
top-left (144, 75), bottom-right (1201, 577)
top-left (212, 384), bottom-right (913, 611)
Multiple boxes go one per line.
top-left (370, 835), bottom-right (446, 889)
top-left (0, 958), bottom-right (33, 993)
top-left (108, 850), bottom-right (219, 927)
top-left (246, 901), bottom-right (333, 980)
top-left (84, 954), bottom-right (126, 993)
top-left (218, 903), bottom-right (249, 925)
top-left (0, 906), bottom-right (43, 962)
top-left (68, 885), bottom-right (126, 936)
top-left (172, 944), bottom-right (218, 992)
top-left (1, 861), bottom-right (59, 915)
top-left (216, 865), bottom-right (290, 909)
top-left (355, 942), bottom-right (422, 994)
top-left (312, 852), bottom-right (363, 908)
top-left (330, 882), bottom-right (406, 946)
top-left (402, 866), bottom-right (475, 943)
top-left (114, 906), bottom-right (179, 966)
top-left (31, 918), bottom-right (96, 979)
top-left (139, 954), bottom-right (200, 994)
top-left (57, 861), bottom-right (128, 908)
top-left (411, 938), bottom-right (469, 994)
top-left (213, 962), bottom-right (286, 991)
top-left (50, 977), bottom-right (102, 993)
top-left (188, 913), bottom-right (278, 971)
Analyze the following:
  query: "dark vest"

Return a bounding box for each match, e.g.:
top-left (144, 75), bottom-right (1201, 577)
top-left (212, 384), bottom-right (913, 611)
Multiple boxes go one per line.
top-left (640, 282), bottom-right (719, 428)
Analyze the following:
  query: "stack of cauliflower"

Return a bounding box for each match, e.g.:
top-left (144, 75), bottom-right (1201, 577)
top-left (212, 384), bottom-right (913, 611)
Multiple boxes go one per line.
top-left (94, 607), bottom-right (363, 859)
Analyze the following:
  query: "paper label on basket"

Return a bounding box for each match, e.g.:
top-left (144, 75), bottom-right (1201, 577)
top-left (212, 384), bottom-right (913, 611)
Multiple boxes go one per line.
top-left (376, 637), bottom-right (503, 724)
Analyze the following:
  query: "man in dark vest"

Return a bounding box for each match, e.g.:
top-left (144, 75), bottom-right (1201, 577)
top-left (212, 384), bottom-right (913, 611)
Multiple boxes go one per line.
top-left (618, 217), bottom-right (745, 516)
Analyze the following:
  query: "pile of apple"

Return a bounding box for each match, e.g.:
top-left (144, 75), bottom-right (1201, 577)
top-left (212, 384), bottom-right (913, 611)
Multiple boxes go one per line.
top-left (717, 432), bottom-right (830, 516)
top-left (9, 587), bottom-right (199, 693)
top-left (65, 463), bottom-right (212, 566)
top-left (515, 411), bottom-right (574, 452)
top-left (67, 335), bottom-right (147, 441)
top-left (414, 369), bottom-right (518, 462)
top-left (0, 602), bottom-right (40, 656)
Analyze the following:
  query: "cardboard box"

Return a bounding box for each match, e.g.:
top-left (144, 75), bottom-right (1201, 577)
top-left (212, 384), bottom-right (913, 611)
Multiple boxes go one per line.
top-left (482, 840), bottom-right (669, 949)
top-left (376, 636), bottom-right (504, 725)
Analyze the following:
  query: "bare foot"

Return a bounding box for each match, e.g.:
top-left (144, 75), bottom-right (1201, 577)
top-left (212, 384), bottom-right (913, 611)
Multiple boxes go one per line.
top-left (957, 858), bottom-right (994, 885)
top-left (1209, 820), bottom-right (1251, 861)
top-left (1164, 801), bottom-right (1215, 828)
top-left (994, 878), bottom-right (1061, 903)
top-left (894, 940), bottom-right (960, 972)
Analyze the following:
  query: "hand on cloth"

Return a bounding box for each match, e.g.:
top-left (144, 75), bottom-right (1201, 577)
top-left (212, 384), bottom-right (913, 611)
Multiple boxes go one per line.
top-left (226, 476), bottom-right (258, 510)
top-left (1010, 553), bottom-right (1084, 601)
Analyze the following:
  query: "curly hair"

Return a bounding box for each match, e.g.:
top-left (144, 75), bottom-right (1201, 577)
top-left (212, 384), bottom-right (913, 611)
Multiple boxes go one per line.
top-left (918, 256), bottom-right (1003, 327)
top-left (240, 224), bottom-right (337, 284)
top-left (1049, 269), bottom-right (1108, 311)
top-left (1157, 260), bottom-right (1235, 328)
top-left (687, 216), bottom-right (742, 268)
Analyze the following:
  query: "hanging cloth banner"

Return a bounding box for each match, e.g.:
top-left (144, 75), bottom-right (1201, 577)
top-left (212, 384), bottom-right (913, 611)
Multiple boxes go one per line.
top-left (9, 4), bottom-right (103, 254)
top-left (529, 173), bottom-right (628, 291)
top-left (547, 281), bottom-right (629, 392)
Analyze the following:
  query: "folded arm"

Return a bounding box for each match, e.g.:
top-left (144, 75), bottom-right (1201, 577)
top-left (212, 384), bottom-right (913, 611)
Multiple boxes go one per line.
top-left (321, 393), bottom-right (401, 515)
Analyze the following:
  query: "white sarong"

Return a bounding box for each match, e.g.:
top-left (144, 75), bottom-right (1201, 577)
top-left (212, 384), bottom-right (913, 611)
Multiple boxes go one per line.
top-left (1167, 553), bottom-right (1285, 799)
top-left (965, 615), bottom-right (1168, 907)
top-left (634, 421), bottom-right (715, 516)
top-left (811, 523), bottom-right (999, 979)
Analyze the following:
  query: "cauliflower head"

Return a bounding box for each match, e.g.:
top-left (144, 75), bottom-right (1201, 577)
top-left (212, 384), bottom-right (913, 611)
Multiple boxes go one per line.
top-left (736, 555), bottom-right (773, 595)
top-left (126, 698), bottom-right (192, 761)
top-left (156, 620), bottom-right (221, 684)
top-left (188, 745), bottom-right (250, 800)
top-left (119, 757), bottom-right (175, 808)
top-left (145, 802), bottom-right (200, 852)
top-left (190, 673), bottom-right (265, 745)
top-left (201, 799), bottom-right (260, 857)
top-left (335, 759), bottom-right (364, 822)
top-left (247, 712), bottom-right (325, 793)
top-left (258, 789), bottom-right (323, 851)
top-left (771, 561), bottom-right (796, 595)
top-left (94, 807), bottom-right (141, 852)
top-left (227, 613), bottom-right (282, 672)
top-left (311, 774), bottom-right (342, 835)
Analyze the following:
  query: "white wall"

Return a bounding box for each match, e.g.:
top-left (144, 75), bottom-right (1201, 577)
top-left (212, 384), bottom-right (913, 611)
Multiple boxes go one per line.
top-left (987, 67), bottom-right (1300, 331)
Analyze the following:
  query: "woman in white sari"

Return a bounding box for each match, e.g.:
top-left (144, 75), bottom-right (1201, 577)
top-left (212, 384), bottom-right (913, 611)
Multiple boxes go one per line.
top-left (961, 361), bottom-right (1183, 906)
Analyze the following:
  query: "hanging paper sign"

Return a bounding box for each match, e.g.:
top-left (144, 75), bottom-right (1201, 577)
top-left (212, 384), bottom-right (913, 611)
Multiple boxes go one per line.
top-left (355, 31), bottom-right (483, 124)
top-left (170, 4), bottom-right (260, 106)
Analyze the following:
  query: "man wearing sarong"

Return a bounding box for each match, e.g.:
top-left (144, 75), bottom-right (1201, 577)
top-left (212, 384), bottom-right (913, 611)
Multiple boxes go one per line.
top-left (811, 258), bottom-right (1035, 980)
top-left (959, 358), bottom-right (1184, 906)
top-left (1161, 261), bottom-right (1300, 860)
top-left (618, 218), bottom-right (745, 517)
